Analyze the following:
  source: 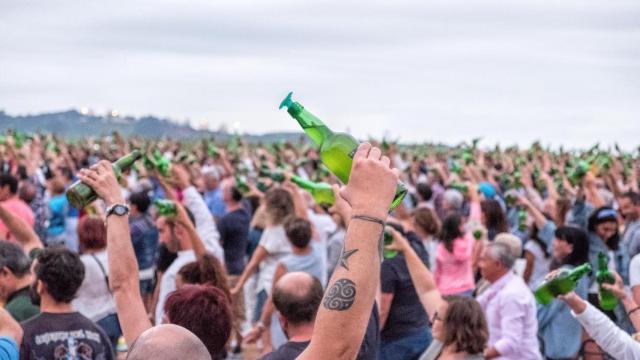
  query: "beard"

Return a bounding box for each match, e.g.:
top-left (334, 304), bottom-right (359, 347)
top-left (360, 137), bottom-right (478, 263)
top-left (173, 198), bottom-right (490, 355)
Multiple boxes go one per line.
top-left (29, 282), bottom-right (41, 306)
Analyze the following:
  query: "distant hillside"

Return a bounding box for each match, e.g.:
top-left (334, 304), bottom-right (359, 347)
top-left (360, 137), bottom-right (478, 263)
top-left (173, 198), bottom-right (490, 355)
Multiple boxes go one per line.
top-left (0, 110), bottom-right (301, 142)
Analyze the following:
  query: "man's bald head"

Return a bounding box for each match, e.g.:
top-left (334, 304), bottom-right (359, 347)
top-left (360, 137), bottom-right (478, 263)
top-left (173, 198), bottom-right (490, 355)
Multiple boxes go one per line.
top-left (272, 272), bottom-right (323, 325)
top-left (127, 324), bottom-right (211, 360)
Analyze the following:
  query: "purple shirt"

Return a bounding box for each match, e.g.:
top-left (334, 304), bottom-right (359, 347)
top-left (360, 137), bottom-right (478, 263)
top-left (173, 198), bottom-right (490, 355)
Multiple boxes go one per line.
top-left (477, 272), bottom-right (542, 360)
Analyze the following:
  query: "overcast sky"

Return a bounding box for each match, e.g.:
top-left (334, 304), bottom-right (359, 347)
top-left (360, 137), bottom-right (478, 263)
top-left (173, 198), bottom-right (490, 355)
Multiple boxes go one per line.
top-left (1, 0), bottom-right (638, 149)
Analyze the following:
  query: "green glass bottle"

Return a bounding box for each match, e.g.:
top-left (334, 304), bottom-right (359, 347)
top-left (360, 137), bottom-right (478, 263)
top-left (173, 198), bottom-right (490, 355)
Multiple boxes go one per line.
top-left (596, 252), bottom-right (618, 311)
top-left (290, 175), bottom-right (335, 207)
top-left (66, 150), bottom-right (142, 209)
top-left (153, 149), bottom-right (171, 177)
top-left (154, 199), bottom-right (177, 217)
top-left (235, 174), bottom-right (250, 194)
top-left (279, 92), bottom-right (407, 210)
top-left (258, 165), bottom-right (286, 183)
top-left (382, 229), bottom-right (398, 259)
top-left (534, 263), bottom-right (592, 305)
top-left (518, 208), bottom-right (528, 232)
top-left (472, 230), bottom-right (483, 240)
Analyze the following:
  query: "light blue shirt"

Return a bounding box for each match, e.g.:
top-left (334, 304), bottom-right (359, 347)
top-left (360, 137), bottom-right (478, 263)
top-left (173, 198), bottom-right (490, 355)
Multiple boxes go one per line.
top-left (0, 337), bottom-right (18, 360)
top-left (204, 187), bottom-right (226, 218)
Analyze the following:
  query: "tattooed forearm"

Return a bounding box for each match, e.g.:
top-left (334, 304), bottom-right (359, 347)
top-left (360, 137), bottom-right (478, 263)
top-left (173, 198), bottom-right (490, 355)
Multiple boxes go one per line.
top-left (339, 248), bottom-right (358, 271)
top-left (323, 278), bottom-right (356, 311)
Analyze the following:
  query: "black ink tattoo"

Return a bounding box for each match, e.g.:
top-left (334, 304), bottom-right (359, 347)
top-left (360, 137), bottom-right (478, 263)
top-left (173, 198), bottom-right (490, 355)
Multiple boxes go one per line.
top-left (339, 248), bottom-right (358, 271)
top-left (323, 278), bottom-right (356, 311)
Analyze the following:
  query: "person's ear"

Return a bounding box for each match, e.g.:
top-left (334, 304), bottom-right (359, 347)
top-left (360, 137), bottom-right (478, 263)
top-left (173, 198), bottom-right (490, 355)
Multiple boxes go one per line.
top-left (36, 279), bottom-right (44, 295)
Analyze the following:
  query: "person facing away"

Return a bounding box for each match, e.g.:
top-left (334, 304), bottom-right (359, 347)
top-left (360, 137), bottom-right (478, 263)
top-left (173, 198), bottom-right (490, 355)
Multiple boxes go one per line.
top-left (379, 224), bottom-right (431, 360)
top-left (71, 217), bottom-right (121, 351)
top-left (20, 247), bottom-right (114, 360)
top-left (476, 242), bottom-right (542, 360)
top-left (619, 191), bottom-right (640, 258)
top-left (0, 241), bottom-right (39, 322)
top-left (0, 174), bottom-right (34, 242)
top-left (259, 272), bottom-right (323, 360)
top-left (44, 177), bottom-right (68, 247)
top-left (435, 213), bottom-right (476, 297)
top-left (127, 191), bottom-right (159, 301)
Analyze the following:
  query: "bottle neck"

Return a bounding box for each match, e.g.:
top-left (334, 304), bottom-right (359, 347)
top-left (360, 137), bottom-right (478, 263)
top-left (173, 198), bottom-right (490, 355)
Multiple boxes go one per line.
top-left (288, 102), bottom-right (334, 146)
top-left (568, 263), bottom-right (592, 281)
top-left (113, 150), bottom-right (142, 173)
top-left (291, 175), bottom-right (315, 190)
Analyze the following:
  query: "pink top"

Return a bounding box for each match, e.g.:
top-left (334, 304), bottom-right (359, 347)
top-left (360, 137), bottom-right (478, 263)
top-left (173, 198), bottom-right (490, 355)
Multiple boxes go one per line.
top-left (0, 197), bottom-right (35, 241)
top-left (434, 201), bottom-right (481, 295)
top-left (434, 233), bottom-right (475, 295)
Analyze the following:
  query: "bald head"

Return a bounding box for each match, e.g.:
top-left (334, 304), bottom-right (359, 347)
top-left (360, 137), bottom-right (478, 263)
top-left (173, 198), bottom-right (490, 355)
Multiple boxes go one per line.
top-left (127, 324), bottom-right (211, 360)
top-left (272, 272), bottom-right (323, 325)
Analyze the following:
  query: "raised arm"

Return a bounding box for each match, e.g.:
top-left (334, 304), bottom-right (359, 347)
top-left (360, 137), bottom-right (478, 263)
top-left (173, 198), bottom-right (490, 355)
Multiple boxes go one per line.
top-left (300, 143), bottom-right (398, 360)
top-left (386, 229), bottom-right (443, 319)
top-left (77, 161), bottom-right (152, 345)
top-left (0, 203), bottom-right (42, 254)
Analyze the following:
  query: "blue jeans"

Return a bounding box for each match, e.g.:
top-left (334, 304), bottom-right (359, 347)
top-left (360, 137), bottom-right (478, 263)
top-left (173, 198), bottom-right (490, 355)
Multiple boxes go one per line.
top-left (380, 327), bottom-right (431, 360)
top-left (96, 313), bottom-right (122, 351)
top-left (252, 289), bottom-right (268, 323)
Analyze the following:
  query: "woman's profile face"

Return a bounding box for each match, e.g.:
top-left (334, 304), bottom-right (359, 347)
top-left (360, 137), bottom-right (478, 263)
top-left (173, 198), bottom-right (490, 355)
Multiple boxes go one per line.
top-left (431, 301), bottom-right (449, 341)
top-left (596, 221), bottom-right (617, 242)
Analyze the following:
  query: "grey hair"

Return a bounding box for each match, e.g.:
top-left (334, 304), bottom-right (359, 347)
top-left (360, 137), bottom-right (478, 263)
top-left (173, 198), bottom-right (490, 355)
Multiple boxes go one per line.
top-left (443, 189), bottom-right (464, 210)
top-left (0, 240), bottom-right (31, 277)
top-left (485, 242), bottom-right (516, 269)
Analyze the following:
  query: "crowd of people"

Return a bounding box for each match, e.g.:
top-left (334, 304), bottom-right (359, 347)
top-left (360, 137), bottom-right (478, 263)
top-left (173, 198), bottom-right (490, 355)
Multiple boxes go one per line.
top-left (0, 130), bottom-right (640, 359)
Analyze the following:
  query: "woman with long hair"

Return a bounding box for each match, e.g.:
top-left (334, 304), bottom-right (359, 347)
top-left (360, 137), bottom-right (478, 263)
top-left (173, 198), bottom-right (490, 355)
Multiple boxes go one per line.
top-left (537, 226), bottom-right (590, 359)
top-left (434, 213), bottom-right (476, 297)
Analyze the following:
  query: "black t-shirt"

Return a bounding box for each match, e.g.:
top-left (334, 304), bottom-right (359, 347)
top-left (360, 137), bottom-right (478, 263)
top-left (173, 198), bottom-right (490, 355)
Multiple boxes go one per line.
top-left (217, 207), bottom-right (250, 275)
top-left (260, 341), bottom-right (310, 360)
top-left (380, 235), bottom-right (430, 343)
top-left (20, 312), bottom-right (115, 360)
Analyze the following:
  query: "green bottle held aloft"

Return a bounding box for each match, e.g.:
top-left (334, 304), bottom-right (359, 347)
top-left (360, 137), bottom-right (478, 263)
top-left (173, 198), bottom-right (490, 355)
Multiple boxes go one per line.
top-left (154, 199), bottom-right (177, 217)
top-left (517, 208), bottom-right (528, 232)
top-left (235, 175), bottom-right (250, 194)
top-left (534, 263), bottom-right (592, 305)
top-left (153, 149), bottom-right (171, 177)
top-left (66, 150), bottom-right (142, 209)
top-left (258, 165), bottom-right (286, 183)
top-left (449, 182), bottom-right (468, 194)
top-left (290, 175), bottom-right (335, 207)
top-left (279, 92), bottom-right (407, 210)
top-left (596, 252), bottom-right (618, 311)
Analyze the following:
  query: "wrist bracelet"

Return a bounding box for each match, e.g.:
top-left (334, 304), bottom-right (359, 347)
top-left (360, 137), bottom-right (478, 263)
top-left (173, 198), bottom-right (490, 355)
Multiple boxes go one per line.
top-left (628, 306), bottom-right (640, 317)
top-left (351, 214), bottom-right (386, 228)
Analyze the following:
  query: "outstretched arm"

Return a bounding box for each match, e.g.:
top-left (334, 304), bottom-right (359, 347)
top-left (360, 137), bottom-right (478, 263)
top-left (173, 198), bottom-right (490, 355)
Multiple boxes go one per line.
top-left (0, 204), bottom-right (42, 254)
top-left (77, 161), bottom-right (152, 345)
top-left (300, 143), bottom-right (398, 360)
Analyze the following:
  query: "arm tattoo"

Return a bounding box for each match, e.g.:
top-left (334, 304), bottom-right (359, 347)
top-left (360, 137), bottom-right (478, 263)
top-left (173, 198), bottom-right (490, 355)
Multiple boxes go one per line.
top-left (339, 247), bottom-right (358, 271)
top-left (323, 278), bottom-right (356, 311)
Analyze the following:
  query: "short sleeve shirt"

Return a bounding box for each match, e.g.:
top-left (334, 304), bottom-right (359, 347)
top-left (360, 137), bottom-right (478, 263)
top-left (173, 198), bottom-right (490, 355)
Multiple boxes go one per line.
top-left (0, 337), bottom-right (18, 360)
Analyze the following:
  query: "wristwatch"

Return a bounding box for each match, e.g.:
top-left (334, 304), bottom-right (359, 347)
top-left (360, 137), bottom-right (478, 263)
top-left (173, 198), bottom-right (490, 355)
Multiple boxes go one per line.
top-left (106, 203), bottom-right (130, 217)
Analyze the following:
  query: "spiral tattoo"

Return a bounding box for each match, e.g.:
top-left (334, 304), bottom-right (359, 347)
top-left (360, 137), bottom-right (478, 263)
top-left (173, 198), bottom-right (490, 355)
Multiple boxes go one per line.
top-left (323, 278), bottom-right (356, 311)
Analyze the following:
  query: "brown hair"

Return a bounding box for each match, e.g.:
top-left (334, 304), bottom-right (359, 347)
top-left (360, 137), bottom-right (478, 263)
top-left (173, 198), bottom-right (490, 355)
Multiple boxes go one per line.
top-left (78, 217), bottom-right (107, 251)
top-left (178, 254), bottom-right (231, 302)
top-left (441, 296), bottom-right (488, 354)
top-left (413, 207), bottom-right (441, 236)
top-left (264, 188), bottom-right (294, 226)
top-left (50, 177), bottom-right (66, 196)
top-left (284, 217), bottom-right (312, 249)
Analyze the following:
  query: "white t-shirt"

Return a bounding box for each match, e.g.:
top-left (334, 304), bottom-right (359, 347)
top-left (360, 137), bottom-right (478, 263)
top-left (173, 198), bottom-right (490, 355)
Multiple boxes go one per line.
top-left (155, 250), bottom-right (196, 325)
top-left (524, 240), bottom-right (552, 290)
top-left (72, 250), bottom-right (117, 322)
top-left (629, 254), bottom-right (640, 288)
top-left (307, 210), bottom-right (336, 286)
top-left (258, 225), bottom-right (292, 294)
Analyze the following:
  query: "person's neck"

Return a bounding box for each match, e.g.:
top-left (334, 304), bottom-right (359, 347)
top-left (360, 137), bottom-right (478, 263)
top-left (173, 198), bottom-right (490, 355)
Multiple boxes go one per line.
top-left (286, 322), bottom-right (314, 343)
top-left (40, 295), bottom-right (74, 314)
top-left (440, 343), bottom-right (467, 359)
top-left (14, 275), bottom-right (33, 293)
top-left (292, 246), bottom-right (312, 256)
top-left (225, 201), bottom-right (242, 212)
top-left (488, 269), bottom-right (510, 284)
top-left (82, 247), bottom-right (104, 255)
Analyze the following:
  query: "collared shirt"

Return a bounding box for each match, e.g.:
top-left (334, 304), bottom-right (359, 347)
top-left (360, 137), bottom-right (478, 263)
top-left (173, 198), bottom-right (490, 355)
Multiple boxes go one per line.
top-left (476, 272), bottom-right (542, 360)
top-left (155, 249), bottom-right (196, 325)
